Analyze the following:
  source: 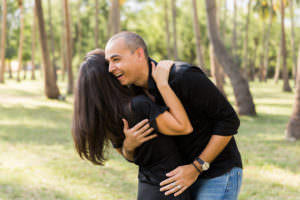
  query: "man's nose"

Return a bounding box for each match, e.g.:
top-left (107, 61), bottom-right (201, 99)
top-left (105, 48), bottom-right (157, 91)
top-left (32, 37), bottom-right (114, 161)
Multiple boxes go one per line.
top-left (108, 63), bottom-right (115, 73)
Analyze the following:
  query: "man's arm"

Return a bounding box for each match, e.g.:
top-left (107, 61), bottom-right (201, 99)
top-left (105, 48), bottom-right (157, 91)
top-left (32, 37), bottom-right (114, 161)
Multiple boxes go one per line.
top-left (160, 67), bottom-right (240, 197)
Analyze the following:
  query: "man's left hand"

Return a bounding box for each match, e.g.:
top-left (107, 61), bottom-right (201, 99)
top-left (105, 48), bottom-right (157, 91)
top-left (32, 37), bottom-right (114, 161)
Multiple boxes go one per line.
top-left (160, 164), bottom-right (200, 197)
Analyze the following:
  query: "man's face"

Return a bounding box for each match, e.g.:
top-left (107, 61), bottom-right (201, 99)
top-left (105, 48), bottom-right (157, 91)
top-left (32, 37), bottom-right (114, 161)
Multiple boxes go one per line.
top-left (105, 38), bottom-right (141, 86)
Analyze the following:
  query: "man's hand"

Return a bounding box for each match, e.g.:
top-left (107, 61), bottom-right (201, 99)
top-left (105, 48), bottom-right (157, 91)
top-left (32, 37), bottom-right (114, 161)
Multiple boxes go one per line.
top-left (122, 118), bottom-right (157, 152)
top-left (160, 164), bottom-right (200, 197)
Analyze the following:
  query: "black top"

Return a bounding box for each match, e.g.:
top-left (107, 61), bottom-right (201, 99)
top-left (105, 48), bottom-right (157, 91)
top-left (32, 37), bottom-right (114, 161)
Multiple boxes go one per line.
top-left (132, 58), bottom-right (243, 178)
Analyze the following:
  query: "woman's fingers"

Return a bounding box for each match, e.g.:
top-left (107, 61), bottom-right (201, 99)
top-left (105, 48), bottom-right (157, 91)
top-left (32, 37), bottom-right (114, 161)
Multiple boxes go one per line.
top-left (132, 119), bottom-right (149, 131)
top-left (122, 118), bottom-right (129, 131)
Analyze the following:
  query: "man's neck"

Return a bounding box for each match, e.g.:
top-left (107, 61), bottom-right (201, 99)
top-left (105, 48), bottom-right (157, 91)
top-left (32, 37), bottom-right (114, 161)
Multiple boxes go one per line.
top-left (133, 58), bottom-right (150, 89)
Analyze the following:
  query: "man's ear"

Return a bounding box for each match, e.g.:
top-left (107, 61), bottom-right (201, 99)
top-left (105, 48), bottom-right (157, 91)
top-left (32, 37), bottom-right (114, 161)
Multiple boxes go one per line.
top-left (136, 47), bottom-right (145, 60)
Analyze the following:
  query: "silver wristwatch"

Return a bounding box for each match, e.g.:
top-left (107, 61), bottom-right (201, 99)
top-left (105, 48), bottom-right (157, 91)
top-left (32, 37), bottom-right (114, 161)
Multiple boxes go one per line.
top-left (195, 157), bottom-right (210, 171)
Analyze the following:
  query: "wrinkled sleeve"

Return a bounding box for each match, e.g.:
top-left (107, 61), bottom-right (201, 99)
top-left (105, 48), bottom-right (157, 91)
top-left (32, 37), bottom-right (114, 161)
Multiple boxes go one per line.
top-left (131, 95), bottom-right (169, 132)
top-left (176, 67), bottom-right (240, 136)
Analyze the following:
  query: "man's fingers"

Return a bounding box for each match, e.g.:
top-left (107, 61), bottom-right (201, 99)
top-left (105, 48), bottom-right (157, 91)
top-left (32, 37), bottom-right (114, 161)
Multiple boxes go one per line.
top-left (174, 186), bottom-right (188, 197)
top-left (141, 134), bottom-right (157, 143)
top-left (160, 175), bottom-right (177, 186)
top-left (164, 184), bottom-right (181, 196)
top-left (132, 119), bottom-right (149, 131)
top-left (122, 118), bottom-right (129, 131)
top-left (139, 126), bottom-right (154, 137)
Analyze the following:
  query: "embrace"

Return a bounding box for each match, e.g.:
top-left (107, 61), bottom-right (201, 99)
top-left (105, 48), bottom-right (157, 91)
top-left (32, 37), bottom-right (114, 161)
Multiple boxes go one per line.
top-left (72, 31), bottom-right (243, 200)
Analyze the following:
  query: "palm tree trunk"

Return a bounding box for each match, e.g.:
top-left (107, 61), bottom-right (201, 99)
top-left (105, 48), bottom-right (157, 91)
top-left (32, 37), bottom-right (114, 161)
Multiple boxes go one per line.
top-left (286, 44), bottom-right (300, 141)
top-left (289, 0), bottom-right (297, 85)
top-left (274, 45), bottom-right (281, 83)
top-left (48, 0), bottom-right (57, 80)
top-left (280, 0), bottom-right (291, 92)
top-left (259, 20), bottom-right (266, 81)
top-left (164, 0), bottom-right (171, 58)
top-left (220, 0), bottom-right (227, 41)
top-left (0, 0), bottom-right (7, 83)
top-left (241, 0), bottom-right (252, 78)
top-left (262, 0), bottom-right (273, 81)
top-left (192, 0), bottom-right (207, 74)
top-left (210, 44), bottom-right (226, 96)
top-left (231, 0), bottom-right (237, 57)
top-left (77, 1), bottom-right (82, 58)
top-left (171, 0), bottom-right (178, 60)
top-left (95, 0), bottom-right (99, 48)
top-left (8, 61), bottom-right (12, 79)
top-left (110, 0), bottom-right (120, 35)
top-left (35, 0), bottom-right (60, 98)
top-left (63, 0), bottom-right (74, 94)
top-left (31, 2), bottom-right (37, 80)
top-left (17, 0), bottom-right (25, 82)
top-left (205, 0), bottom-right (256, 116)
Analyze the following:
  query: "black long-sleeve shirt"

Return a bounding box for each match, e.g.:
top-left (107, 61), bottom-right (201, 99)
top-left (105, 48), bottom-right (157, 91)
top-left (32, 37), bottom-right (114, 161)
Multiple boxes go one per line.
top-left (134, 58), bottom-right (243, 178)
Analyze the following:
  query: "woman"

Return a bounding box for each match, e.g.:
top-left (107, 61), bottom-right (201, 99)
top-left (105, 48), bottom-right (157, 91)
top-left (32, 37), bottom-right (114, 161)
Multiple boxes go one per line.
top-left (72, 49), bottom-right (196, 199)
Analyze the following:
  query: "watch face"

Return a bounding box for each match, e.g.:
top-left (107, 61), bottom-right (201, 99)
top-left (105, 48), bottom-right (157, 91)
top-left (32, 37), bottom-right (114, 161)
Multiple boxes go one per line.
top-left (202, 162), bottom-right (210, 171)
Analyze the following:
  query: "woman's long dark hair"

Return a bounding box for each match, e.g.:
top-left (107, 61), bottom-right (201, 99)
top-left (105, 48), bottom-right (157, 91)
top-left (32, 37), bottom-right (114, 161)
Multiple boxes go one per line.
top-left (72, 49), bottom-right (133, 165)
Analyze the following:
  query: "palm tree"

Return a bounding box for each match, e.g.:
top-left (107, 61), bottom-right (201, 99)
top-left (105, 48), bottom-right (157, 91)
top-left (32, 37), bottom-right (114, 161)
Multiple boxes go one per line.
top-left (95, 0), bottom-right (99, 48)
top-left (192, 0), bottom-right (207, 74)
top-left (164, 0), bottom-right (171, 58)
top-left (241, 0), bottom-right (253, 78)
top-left (31, 2), bottom-right (37, 80)
top-left (279, 0), bottom-right (291, 92)
top-left (47, 0), bottom-right (57, 80)
top-left (16, 0), bottom-right (25, 82)
top-left (205, 0), bottom-right (256, 116)
top-left (34, 0), bottom-right (60, 98)
top-left (289, 0), bottom-right (297, 84)
top-left (171, 0), bottom-right (178, 60)
top-left (109, 0), bottom-right (121, 36)
top-left (286, 44), bottom-right (300, 141)
top-left (63, 0), bottom-right (74, 94)
top-left (231, 0), bottom-right (237, 57)
top-left (0, 0), bottom-right (7, 83)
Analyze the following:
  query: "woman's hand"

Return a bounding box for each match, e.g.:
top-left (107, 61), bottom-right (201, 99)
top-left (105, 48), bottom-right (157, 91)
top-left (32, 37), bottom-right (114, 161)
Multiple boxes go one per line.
top-left (151, 60), bottom-right (174, 86)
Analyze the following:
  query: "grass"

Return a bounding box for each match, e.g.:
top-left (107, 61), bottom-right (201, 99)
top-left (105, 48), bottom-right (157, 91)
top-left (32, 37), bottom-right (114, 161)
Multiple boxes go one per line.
top-left (0, 74), bottom-right (299, 200)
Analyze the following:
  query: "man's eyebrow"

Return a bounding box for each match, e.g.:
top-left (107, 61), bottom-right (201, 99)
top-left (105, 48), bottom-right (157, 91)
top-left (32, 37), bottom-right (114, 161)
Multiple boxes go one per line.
top-left (109, 54), bottom-right (120, 59)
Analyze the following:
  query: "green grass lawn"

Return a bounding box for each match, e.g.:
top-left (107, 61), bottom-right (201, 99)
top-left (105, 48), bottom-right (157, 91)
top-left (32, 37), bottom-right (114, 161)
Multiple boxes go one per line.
top-left (0, 75), bottom-right (299, 200)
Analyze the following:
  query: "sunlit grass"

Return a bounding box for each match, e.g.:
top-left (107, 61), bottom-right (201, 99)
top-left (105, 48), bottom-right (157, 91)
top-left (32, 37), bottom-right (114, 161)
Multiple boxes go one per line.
top-left (0, 75), bottom-right (299, 200)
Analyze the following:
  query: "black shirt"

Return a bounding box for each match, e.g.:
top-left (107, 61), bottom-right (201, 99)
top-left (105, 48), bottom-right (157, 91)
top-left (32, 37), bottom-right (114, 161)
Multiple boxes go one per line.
top-left (133, 58), bottom-right (243, 178)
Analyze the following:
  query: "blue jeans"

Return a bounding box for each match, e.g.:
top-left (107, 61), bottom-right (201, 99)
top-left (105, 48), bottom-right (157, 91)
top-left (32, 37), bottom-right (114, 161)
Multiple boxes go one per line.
top-left (191, 167), bottom-right (243, 200)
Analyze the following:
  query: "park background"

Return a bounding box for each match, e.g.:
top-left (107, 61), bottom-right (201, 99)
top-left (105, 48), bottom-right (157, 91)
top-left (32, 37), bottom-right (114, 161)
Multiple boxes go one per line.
top-left (0, 0), bottom-right (300, 199)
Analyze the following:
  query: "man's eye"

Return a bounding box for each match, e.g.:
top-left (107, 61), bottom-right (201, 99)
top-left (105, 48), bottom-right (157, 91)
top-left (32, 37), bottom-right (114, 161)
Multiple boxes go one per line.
top-left (113, 58), bottom-right (120, 62)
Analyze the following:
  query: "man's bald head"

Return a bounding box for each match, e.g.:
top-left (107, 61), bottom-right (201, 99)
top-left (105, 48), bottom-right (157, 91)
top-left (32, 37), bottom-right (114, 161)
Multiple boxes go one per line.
top-left (106, 31), bottom-right (148, 58)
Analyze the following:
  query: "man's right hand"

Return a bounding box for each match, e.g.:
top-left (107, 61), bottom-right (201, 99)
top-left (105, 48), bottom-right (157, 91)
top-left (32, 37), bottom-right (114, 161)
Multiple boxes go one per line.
top-left (122, 118), bottom-right (157, 152)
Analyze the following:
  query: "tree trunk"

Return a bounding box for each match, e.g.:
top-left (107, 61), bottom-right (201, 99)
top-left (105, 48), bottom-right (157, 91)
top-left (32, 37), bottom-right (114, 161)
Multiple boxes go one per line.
top-left (210, 44), bottom-right (226, 96)
top-left (8, 61), bottom-right (12, 79)
top-left (63, 0), bottom-right (74, 94)
top-left (289, 0), bottom-right (297, 85)
top-left (192, 0), bottom-right (207, 74)
top-left (77, 1), bottom-right (82, 58)
top-left (286, 44), bottom-right (300, 141)
top-left (205, 0), bottom-right (256, 116)
top-left (280, 0), bottom-right (291, 92)
top-left (95, 0), bottom-right (99, 48)
top-left (0, 0), bottom-right (7, 83)
top-left (109, 0), bottom-right (120, 36)
top-left (35, 0), bottom-right (60, 98)
top-left (274, 45), bottom-right (281, 83)
top-left (17, 0), bottom-right (25, 82)
top-left (262, 0), bottom-right (273, 82)
top-left (164, 0), bottom-right (171, 58)
top-left (48, 0), bottom-right (57, 80)
top-left (220, 0), bottom-right (227, 41)
top-left (31, 2), bottom-right (37, 80)
top-left (259, 20), bottom-right (266, 81)
top-left (231, 0), bottom-right (237, 57)
top-left (241, 0), bottom-right (252, 78)
top-left (171, 0), bottom-right (178, 60)
top-left (60, 1), bottom-right (66, 81)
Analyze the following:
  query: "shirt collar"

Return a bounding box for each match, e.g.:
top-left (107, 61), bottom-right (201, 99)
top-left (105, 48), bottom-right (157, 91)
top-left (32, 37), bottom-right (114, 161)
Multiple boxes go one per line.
top-left (147, 57), bottom-right (158, 94)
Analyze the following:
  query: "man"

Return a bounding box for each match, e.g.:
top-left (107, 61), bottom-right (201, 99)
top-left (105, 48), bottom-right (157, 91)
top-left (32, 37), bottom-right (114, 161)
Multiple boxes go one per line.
top-left (105, 31), bottom-right (243, 200)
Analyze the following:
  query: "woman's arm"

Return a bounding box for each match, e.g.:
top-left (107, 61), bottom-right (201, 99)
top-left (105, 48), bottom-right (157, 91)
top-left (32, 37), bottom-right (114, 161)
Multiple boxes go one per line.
top-left (151, 61), bottom-right (193, 135)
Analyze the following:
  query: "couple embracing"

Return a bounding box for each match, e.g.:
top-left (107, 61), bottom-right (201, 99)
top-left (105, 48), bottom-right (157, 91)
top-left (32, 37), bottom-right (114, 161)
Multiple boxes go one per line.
top-left (72, 31), bottom-right (243, 200)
